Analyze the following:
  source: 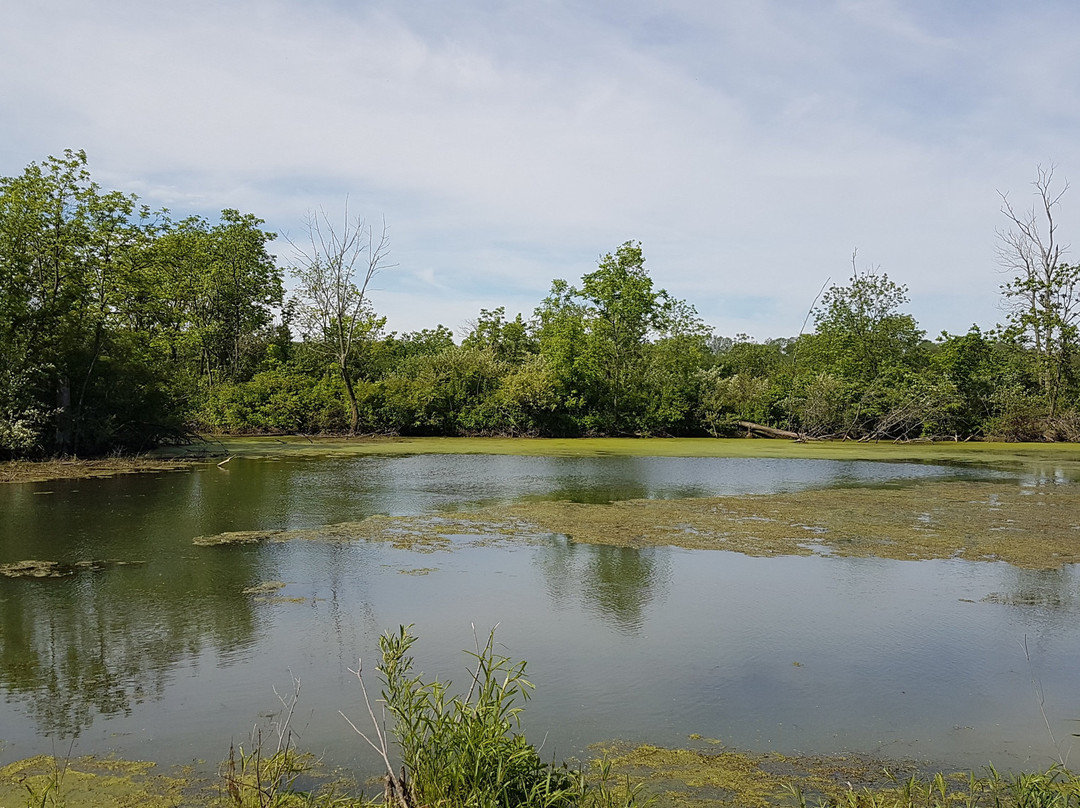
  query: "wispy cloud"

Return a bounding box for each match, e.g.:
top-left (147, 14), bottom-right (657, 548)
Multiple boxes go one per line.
top-left (2, 0), bottom-right (1079, 338)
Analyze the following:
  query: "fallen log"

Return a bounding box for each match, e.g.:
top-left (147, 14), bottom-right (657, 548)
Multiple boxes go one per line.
top-left (736, 421), bottom-right (815, 441)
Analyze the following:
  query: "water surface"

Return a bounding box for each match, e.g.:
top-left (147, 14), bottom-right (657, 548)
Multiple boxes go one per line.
top-left (0, 454), bottom-right (1075, 777)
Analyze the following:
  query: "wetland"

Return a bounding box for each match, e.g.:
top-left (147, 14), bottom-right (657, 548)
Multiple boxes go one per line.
top-left (2, 437), bottom-right (1080, 802)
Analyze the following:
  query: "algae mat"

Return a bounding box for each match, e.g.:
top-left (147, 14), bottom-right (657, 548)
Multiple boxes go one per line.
top-left (0, 755), bottom-right (195, 808)
top-left (200, 435), bottom-right (1080, 467)
top-left (194, 477), bottom-right (1080, 569)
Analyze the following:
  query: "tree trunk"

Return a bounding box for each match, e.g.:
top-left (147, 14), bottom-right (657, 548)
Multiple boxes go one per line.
top-left (55, 376), bottom-right (72, 453)
top-left (340, 364), bottom-right (360, 435)
top-left (736, 421), bottom-right (812, 440)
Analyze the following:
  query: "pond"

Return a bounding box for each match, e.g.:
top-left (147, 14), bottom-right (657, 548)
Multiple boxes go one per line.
top-left (1, 448), bottom-right (1079, 781)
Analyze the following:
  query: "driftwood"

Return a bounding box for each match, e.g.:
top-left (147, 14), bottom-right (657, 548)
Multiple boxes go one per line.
top-left (736, 421), bottom-right (816, 441)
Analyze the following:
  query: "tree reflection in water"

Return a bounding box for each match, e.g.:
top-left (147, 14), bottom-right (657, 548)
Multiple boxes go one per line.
top-left (534, 534), bottom-right (670, 634)
top-left (0, 556), bottom-right (258, 739)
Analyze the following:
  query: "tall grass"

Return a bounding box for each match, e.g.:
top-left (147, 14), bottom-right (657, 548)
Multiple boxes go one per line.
top-left (343, 625), bottom-right (649, 808)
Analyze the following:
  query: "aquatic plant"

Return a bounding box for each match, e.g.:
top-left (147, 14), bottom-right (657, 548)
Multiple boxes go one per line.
top-left (342, 625), bottom-right (653, 808)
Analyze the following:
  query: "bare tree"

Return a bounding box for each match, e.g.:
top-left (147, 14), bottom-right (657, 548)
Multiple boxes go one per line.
top-left (998, 165), bottom-right (1080, 417)
top-left (291, 208), bottom-right (393, 434)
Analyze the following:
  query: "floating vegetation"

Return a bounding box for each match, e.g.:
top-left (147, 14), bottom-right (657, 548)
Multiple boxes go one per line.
top-left (0, 456), bottom-right (200, 485)
top-left (0, 559), bottom-right (146, 578)
top-left (193, 529), bottom-right (279, 546)
top-left (982, 590), bottom-right (1070, 608)
top-left (205, 435), bottom-right (1080, 469)
top-left (492, 478), bottom-right (1080, 568)
top-left (194, 477), bottom-right (1080, 570)
top-left (253, 595), bottom-right (310, 604)
top-left (0, 755), bottom-right (192, 808)
top-left (193, 515), bottom-right (536, 553)
top-left (241, 580), bottom-right (287, 595)
top-left (597, 743), bottom-right (1080, 808)
top-left (590, 742), bottom-right (926, 808)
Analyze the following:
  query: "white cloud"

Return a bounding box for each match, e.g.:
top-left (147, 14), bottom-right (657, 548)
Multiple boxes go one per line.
top-left (3, 0), bottom-right (1080, 339)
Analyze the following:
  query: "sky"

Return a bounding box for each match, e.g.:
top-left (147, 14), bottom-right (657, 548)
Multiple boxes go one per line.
top-left (3, 0), bottom-right (1080, 341)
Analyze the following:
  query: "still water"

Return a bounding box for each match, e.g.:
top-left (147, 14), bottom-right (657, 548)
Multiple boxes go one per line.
top-left (1, 454), bottom-right (1078, 777)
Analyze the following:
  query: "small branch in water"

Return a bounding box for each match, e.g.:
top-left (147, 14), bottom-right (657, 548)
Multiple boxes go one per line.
top-left (1022, 634), bottom-right (1069, 767)
top-left (217, 456), bottom-right (234, 468)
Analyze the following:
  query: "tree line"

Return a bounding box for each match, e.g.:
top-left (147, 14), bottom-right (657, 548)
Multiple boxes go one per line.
top-left (1, 151), bottom-right (1078, 458)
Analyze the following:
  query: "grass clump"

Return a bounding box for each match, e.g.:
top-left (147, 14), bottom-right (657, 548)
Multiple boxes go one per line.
top-left (344, 625), bottom-right (651, 808)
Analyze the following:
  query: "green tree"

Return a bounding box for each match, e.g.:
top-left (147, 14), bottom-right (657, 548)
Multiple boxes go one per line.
top-left (145, 210), bottom-right (283, 388)
top-left (0, 149), bottom-right (168, 455)
top-left (577, 241), bottom-right (668, 430)
top-left (804, 258), bottom-right (924, 384)
top-left (462, 307), bottom-right (537, 364)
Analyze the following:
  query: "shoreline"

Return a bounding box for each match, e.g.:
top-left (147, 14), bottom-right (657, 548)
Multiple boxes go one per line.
top-left (5, 434), bottom-right (1080, 486)
top-left (0, 455), bottom-right (209, 484)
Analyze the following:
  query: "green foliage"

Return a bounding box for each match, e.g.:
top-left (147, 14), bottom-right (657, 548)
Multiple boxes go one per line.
top-left (998, 167), bottom-right (1080, 417)
top-left (575, 242), bottom-right (670, 431)
top-left (291, 213), bottom-right (391, 434)
top-left (197, 369), bottom-right (348, 434)
top-left (794, 372), bottom-right (852, 436)
top-left (697, 369), bottom-right (772, 434)
top-left (376, 626), bottom-right (582, 808)
top-left (369, 626), bottom-right (653, 808)
top-left (0, 151), bottom-right (284, 456)
top-left (490, 355), bottom-right (565, 435)
top-left (145, 210), bottom-right (283, 387)
top-left (803, 267), bottom-right (925, 384)
top-left (463, 307), bottom-right (538, 364)
top-left (3, 150), bottom-right (1079, 447)
top-left (532, 243), bottom-right (711, 435)
top-left (372, 346), bottom-right (507, 434)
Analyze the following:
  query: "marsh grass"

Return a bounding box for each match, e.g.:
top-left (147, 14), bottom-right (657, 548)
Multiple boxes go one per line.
top-left (220, 676), bottom-right (360, 808)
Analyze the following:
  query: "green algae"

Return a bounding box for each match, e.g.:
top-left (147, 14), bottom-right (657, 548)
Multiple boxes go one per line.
top-left (179, 435), bottom-right (1080, 469)
top-left (193, 515), bottom-right (535, 553)
top-left (0, 456), bottom-right (200, 485)
top-left (0, 754), bottom-right (195, 808)
top-left (192, 476), bottom-right (1080, 569)
top-left (596, 743), bottom-right (939, 808)
top-left (241, 580), bottom-right (287, 595)
top-left (0, 559), bottom-right (147, 578)
top-left (495, 478), bottom-right (1080, 568)
top-left (596, 742), bottom-right (1080, 808)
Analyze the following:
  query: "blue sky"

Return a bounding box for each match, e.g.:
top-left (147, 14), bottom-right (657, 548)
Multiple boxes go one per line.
top-left (3, 0), bottom-right (1080, 341)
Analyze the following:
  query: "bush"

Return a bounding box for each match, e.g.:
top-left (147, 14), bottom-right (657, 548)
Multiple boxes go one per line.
top-left (343, 626), bottom-right (651, 808)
